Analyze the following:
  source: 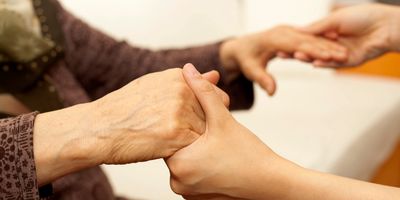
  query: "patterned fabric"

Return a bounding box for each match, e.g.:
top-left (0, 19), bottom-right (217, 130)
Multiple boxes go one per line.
top-left (0, 113), bottom-right (38, 199)
top-left (0, 0), bottom-right (254, 199)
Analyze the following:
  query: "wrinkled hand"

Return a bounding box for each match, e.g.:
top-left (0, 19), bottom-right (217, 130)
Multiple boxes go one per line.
top-left (220, 25), bottom-right (347, 95)
top-left (302, 3), bottom-right (400, 67)
top-left (166, 64), bottom-right (292, 200)
top-left (89, 66), bottom-right (229, 165)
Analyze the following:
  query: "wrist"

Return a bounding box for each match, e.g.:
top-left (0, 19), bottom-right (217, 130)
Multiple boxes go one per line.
top-left (220, 39), bottom-right (242, 81)
top-left (33, 102), bottom-right (102, 186)
top-left (233, 153), bottom-right (302, 200)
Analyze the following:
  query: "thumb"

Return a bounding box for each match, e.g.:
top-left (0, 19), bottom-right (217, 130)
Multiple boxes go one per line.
top-left (301, 16), bottom-right (338, 35)
top-left (182, 63), bottom-right (230, 123)
top-left (201, 70), bottom-right (230, 108)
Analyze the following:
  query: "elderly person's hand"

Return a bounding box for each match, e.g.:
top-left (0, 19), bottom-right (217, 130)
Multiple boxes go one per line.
top-left (219, 25), bottom-right (348, 95)
top-left (302, 3), bottom-right (400, 67)
top-left (32, 65), bottom-right (229, 186)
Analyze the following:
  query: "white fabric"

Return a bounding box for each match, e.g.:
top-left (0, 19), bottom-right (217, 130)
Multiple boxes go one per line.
top-left (0, 0), bottom-right (41, 36)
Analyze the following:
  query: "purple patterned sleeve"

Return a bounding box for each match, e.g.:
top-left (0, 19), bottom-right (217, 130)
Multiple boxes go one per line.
top-left (0, 113), bottom-right (40, 200)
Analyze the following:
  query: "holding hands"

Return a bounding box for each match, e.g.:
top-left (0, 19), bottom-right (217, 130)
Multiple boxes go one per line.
top-left (33, 3), bottom-right (400, 195)
top-left (220, 25), bottom-right (348, 95)
top-left (33, 67), bottom-right (229, 185)
top-left (166, 64), bottom-right (297, 200)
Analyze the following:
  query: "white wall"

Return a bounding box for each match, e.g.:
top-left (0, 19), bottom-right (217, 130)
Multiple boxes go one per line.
top-left (245, 0), bottom-right (332, 32)
top-left (59, 0), bottom-right (243, 49)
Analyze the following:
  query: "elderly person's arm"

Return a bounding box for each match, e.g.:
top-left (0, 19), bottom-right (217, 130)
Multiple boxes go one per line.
top-left (0, 67), bottom-right (228, 199)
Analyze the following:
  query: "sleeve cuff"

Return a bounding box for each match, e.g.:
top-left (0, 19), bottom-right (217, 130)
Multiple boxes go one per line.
top-left (0, 112), bottom-right (41, 199)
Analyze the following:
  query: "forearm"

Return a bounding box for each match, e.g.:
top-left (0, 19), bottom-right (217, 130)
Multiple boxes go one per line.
top-left (233, 157), bottom-right (303, 200)
top-left (233, 155), bottom-right (400, 200)
top-left (287, 168), bottom-right (400, 200)
top-left (33, 102), bottom-right (103, 186)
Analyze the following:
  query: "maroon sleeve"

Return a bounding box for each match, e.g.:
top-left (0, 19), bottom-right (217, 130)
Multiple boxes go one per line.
top-left (56, 5), bottom-right (254, 110)
top-left (0, 113), bottom-right (40, 200)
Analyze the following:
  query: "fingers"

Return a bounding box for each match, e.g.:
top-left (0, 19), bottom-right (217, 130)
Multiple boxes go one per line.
top-left (324, 31), bottom-right (339, 40)
top-left (313, 59), bottom-right (342, 68)
top-left (301, 16), bottom-right (338, 35)
top-left (296, 37), bottom-right (347, 62)
top-left (202, 70), bottom-right (220, 85)
top-left (202, 71), bottom-right (230, 108)
top-left (277, 51), bottom-right (292, 59)
top-left (241, 59), bottom-right (276, 96)
top-left (294, 51), bottom-right (312, 62)
top-left (182, 63), bottom-right (230, 123)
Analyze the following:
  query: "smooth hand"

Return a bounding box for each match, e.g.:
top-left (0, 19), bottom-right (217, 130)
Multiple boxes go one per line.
top-left (220, 25), bottom-right (347, 95)
top-left (302, 3), bottom-right (400, 67)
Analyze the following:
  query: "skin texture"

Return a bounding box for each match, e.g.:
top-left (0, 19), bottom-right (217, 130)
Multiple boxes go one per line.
top-left (300, 3), bottom-right (400, 68)
top-left (219, 25), bottom-right (348, 95)
top-left (166, 64), bottom-right (400, 200)
top-left (33, 67), bottom-right (229, 186)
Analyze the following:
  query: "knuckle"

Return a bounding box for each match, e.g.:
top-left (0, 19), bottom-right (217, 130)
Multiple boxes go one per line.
top-left (166, 67), bottom-right (183, 74)
top-left (198, 81), bottom-right (215, 93)
top-left (166, 120), bottom-right (183, 136)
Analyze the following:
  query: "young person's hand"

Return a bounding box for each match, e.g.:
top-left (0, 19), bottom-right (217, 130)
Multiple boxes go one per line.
top-left (166, 64), bottom-right (297, 200)
top-left (302, 3), bottom-right (400, 67)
